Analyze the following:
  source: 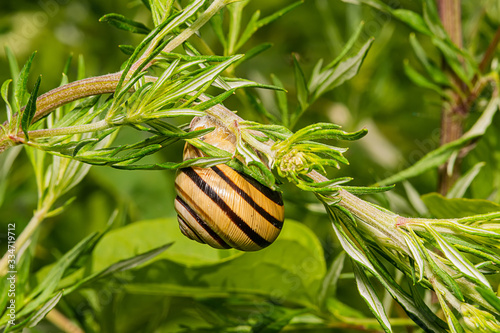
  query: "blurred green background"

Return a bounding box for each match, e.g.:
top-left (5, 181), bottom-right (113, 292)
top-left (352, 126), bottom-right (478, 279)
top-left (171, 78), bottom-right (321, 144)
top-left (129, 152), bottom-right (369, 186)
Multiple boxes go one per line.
top-left (1, 0), bottom-right (499, 331)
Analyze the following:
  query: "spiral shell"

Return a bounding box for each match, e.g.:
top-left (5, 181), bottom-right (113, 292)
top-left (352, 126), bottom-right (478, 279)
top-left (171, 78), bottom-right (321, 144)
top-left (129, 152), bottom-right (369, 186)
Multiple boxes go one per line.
top-left (174, 116), bottom-right (284, 251)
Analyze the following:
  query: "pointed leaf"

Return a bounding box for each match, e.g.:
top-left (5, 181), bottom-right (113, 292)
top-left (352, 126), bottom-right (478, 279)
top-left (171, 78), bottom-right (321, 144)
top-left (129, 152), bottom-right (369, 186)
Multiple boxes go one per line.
top-left (1, 80), bottom-right (13, 122)
top-left (312, 38), bottom-right (373, 99)
top-left (100, 13), bottom-right (151, 34)
top-left (377, 96), bottom-right (499, 185)
top-left (236, 1), bottom-right (302, 51)
top-left (5, 46), bottom-right (20, 86)
top-left (353, 263), bottom-right (392, 332)
top-left (403, 60), bottom-right (448, 98)
top-left (392, 9), bottom-right (432, 35)
top-left (26, 292), bottom-right (63, 328)
top-left (447, 162), bottom-right (485, 199)
top-left (432, 38), bottom-right (472, 87)
top-left (119, 44), bottom-right (136, 55)
top-left (318, 252), bottom-right (346, 309)
top-left (426, 226), bottom-right (491, 288)
top-left (15, 51), bottom-right (36, 110)
top-left (325, 21), bottom-right (365, 70)
top-left (63, 243), bottom-right (173, 294)
top-left (409, 34), bottom-right (450, 86)
top-left (21, 75), bottom-right (42, 140)
top-left (18, 232), bottom-right (100, 317)
top-left (271, 74), bottom-right (288, 126)
top-left (293, 55), bottom-right (309, 113)
top-left (402, 229), bottom-right (425, 282)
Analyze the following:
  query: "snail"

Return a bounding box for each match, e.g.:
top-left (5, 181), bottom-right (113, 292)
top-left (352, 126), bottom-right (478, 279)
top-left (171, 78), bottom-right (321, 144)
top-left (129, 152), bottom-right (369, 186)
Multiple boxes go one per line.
top-left (174, 116), bottom-right (284, 251)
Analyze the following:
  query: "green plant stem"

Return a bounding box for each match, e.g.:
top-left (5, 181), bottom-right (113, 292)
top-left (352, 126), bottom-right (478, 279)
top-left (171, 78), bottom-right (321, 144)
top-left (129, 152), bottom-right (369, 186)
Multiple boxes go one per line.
top-left (0, 196), bottom-right (54, 276)
top-left (437, 0), bottom-right (466, 195)
top-left (26, 120), bottom-right (110, 139)
top-left (30, 74), bottom-right (121, 124)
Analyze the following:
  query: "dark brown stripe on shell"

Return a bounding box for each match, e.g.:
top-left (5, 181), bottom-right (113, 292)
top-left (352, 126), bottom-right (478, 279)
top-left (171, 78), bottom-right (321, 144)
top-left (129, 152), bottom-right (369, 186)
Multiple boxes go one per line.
top-left (234, 169), bottom-right (283, 206)
top-left (175, 196), bottom-right (231, 249)
top-left (180, 167), bottom-right (271, 248)
top-left (177, 214), bottom-right (204, 243)
top-left (211, 166), bottom-right (283, 229)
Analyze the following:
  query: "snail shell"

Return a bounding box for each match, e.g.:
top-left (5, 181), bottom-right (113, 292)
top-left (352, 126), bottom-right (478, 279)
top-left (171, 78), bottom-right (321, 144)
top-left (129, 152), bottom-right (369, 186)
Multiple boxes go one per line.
top-left (174, 116), bottom-right (284, 251)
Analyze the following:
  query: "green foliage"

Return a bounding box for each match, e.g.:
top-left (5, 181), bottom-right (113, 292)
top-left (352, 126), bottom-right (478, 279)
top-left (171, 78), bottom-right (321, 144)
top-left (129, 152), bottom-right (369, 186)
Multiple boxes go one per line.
top-left (0, 0), bottom-right (500, 332)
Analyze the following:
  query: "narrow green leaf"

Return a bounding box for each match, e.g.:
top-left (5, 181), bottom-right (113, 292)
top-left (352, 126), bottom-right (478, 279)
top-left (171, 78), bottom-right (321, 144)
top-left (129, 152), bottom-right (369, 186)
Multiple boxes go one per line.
top-left (318, 252), bottom-right (346, 309)
top-left (244, 91), bottom-right (280, 124)
top-left (21, 75), bottom-right (42, 140)
top-left (377, 97), bottom-right (499, 186)
top-left (409, 34), bottom-right (450, 86)
top-left (462, 97), bottom-right (499, 140)
top-left (64, 243), bottom-right (173, 294)
top-left (271, 74), bottom-right (288, 126)
top-left (435, 291), bottom-right (464, 333)
top-left (432, 38), bottom-right (472, 87)
top-left (100, 13), bottom-right (151, 34)
top-left (341, 185), bottom-right (394, 195)
top-left (422, 0), bottom-right (447, 39)
top-left (353, 263), bottom-right (392, 333)
top-left (392, 9), bottom-right (432, 35)
top-left (402, 181), bottom-right (428, 216)
top-left (327, 204), bottom-right (447, 332)
top-left (293, 55), bottom-right (309, 114)
top-left (26, 292), bottom-right (62, 328)
top-left (210, 10), bottom-right (227, 49)
top-left (327, 207), bottom-right (376, 271)
top-left (325, 21), bottom-right (365, 70)
top-left (312, 38), bottom-right (373, 100)
top-left (447, 162), bottom-right (485, 199)
top-left (235, 9), bottom-right (261, 52)
top-left (61, 54), bottom-right (73, 80)
top-left (1, 80), bottom-right (13, 122)
top-left (403, 60), bottom-right (448, 98)
top-left (77, 54), bottom-right (85, 81)
top-left (18, 233), bottom-right (100, 317)
top-left (342, 1), bottom-right (432, 36)
top-left (256, 1), bottom-right (302, 27)
top-left (288, 123), bottom-right (367, 143)
top-left (114, 15), bottom-right (175, 93)
top-left (401, 231), bottom-right (425, 283)
top-left (15, 51), bottom-right (36, 110)
top-left (4, 46), bottom-right (20, 86)
top-left (118, 44), bottom-right (136, 55)
top-left (476, 286), bottom-right (500, 313)
top-left (236, 1), bottom-right (302, 51)
top-left (234, 43), bottom-right (272, 67)
top-left (426, 226), bottom-right (491, 288)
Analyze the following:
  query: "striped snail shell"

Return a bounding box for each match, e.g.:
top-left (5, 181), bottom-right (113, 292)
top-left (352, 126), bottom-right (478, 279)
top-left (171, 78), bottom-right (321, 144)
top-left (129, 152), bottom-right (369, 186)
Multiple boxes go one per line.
top-left (174, 116), bottom-right (284, 251)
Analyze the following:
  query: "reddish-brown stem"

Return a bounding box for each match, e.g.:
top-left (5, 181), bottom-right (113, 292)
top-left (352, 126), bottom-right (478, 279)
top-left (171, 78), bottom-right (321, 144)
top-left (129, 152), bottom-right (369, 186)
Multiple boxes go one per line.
top-left (31, 73), bottom-right (122, 123)
top-left (479, 26), bottom-right (500, 74)
top-left (437, 0), bottom-right (466, 195)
